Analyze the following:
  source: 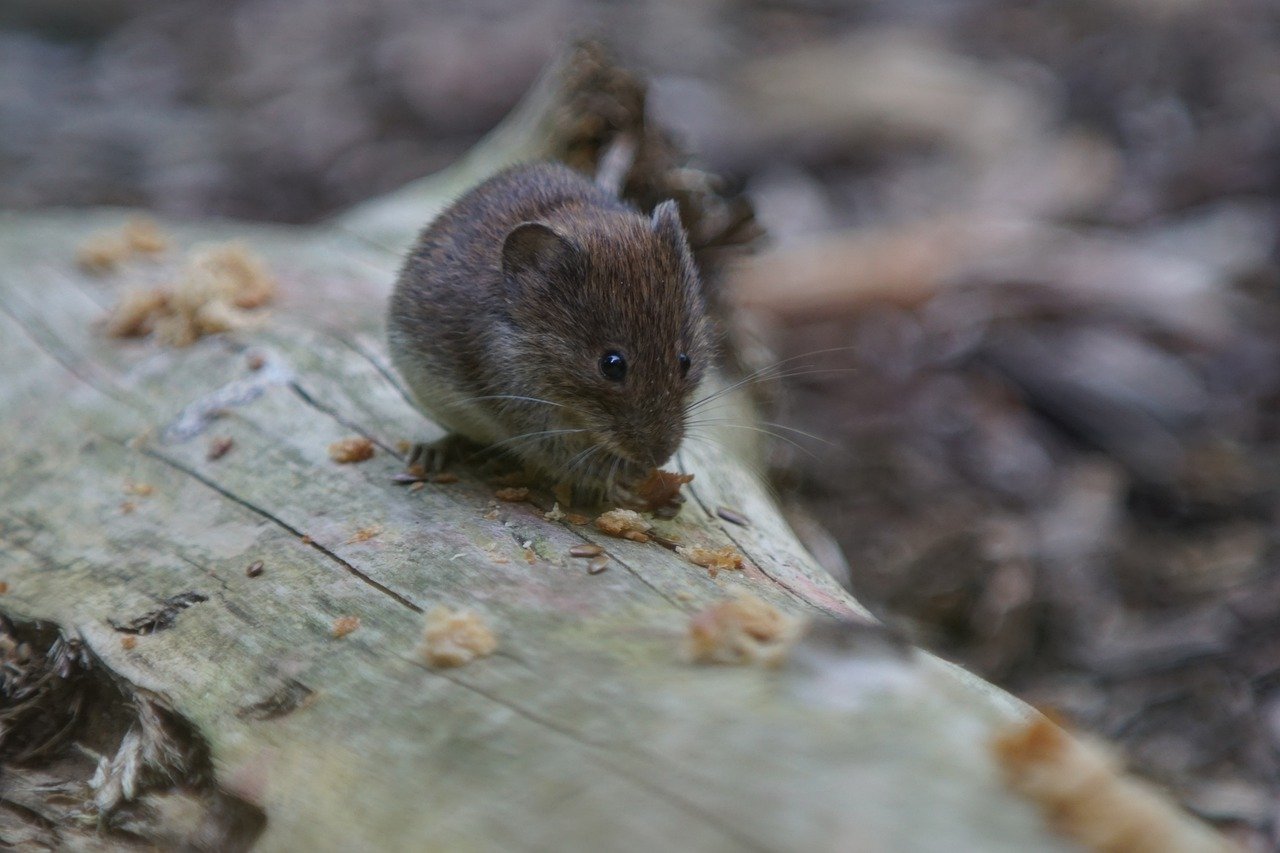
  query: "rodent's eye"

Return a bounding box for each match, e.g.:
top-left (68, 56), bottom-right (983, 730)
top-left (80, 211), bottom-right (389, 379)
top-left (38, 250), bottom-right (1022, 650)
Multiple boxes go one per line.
top-left (678, 353), bottom-right (691, 377)
top-left (599, 351), bottom-right (627, 382)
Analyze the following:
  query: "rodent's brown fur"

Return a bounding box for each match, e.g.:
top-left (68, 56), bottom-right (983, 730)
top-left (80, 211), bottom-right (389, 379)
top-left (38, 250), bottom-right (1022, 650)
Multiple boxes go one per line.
top-left (387, 162), bottom-right (711, 502)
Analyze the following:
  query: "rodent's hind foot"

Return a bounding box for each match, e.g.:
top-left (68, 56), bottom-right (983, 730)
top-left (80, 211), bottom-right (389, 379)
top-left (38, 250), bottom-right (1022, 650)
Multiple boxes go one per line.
top-left (406, 434), bottom-right (479, 473)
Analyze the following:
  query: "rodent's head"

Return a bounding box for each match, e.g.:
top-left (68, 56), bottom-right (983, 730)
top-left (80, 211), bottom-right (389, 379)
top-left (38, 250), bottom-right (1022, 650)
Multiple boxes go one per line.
top-left (500, 200), bottom-right (712, 470)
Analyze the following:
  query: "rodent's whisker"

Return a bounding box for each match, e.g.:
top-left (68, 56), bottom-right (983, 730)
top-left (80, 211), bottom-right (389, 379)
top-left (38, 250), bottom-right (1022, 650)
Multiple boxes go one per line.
top-left (680, 434), bottom-right (779, 500)
top-left (686, 364), bottom-right (860, 413)
top-left (688, 421), bottom-right (820, 460)
top-left (686, 417), bottom-right (839, 450)
top-left (456, 394), bottom-right (567, 409)
top-left (484, 426), bottom-right (591, 453)
top-left (558, 442), bottom-right (604, 484)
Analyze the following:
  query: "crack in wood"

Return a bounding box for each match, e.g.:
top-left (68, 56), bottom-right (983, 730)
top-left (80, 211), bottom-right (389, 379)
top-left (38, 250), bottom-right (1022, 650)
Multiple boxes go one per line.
top-left (330, 331), bottom-right (420, 414)
top-left (424, 666), bottom-right (772, 853)
top-left (108, 591), bottom-right (209, 635)
top-left (677, 447), bottom-right (817, 609)
top-left (287, 380), bottom-right (403, 458)
top-left (135, 445), bottom-right (424, 614)
top-left (235, 679), bottom-right (316, 721)
top-left (0, 293), bottom-right (140, 413)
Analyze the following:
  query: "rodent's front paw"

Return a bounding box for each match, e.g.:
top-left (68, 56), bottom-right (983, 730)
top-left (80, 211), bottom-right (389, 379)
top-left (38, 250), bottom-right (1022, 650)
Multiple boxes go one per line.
top-left (606, 479), bottom-right (647, 511)
top-left (406, 434), bottom-right (476, 473)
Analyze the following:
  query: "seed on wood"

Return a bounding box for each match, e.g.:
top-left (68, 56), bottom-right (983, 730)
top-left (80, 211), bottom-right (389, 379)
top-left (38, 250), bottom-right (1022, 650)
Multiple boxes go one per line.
top-left (246, 353), bottom-right (266, 371)
top-left (716, 506), bottom-right (751, 527)
top-left (207, 436), bottom-right (234, 460)
top-left (569, 544), bottom-right (604, 558)
top-left (246, 560), bottom-right (264, 577)
top-left (587, 556), bottom-right (609, 574)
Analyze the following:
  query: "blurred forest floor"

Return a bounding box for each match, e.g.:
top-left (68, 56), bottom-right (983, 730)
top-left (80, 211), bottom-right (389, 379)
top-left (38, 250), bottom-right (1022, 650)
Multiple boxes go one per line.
top-left (2, 0), bottom-right (1278, 848)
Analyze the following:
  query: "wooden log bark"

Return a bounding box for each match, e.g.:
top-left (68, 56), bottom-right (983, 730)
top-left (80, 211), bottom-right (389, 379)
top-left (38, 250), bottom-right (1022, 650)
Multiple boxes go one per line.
top-left (0, 44), bottom-right (1138, 853)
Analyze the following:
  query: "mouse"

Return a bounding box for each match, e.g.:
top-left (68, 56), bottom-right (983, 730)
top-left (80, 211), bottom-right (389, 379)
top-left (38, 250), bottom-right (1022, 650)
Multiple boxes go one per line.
top-left (387, 161), bottom-right (712, 506)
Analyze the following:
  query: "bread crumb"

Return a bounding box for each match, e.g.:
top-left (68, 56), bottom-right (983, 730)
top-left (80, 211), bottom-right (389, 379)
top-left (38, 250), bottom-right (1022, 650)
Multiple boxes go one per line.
top-left (565, 512), bottom-right (591, 525)
top-left (419, 606), bottom-right (497, 668)
top-left (495, 486), bottom-right (530, 502)
top-left (992, 716), bottom-right (1238, 853)
top-left (677, 545), bottom-right (745, 578)
top-left (300, 535), bottom-right (313, 545)
top-left (595, 509), bottom-right (652, 539)
top-left (331, 616), bottom-right (361, 638)
top-left (345, 526), bottom-right (381, 544)
top-left (121, 635), bottom-right (137, 650)
top-left (191, 243), bottom-right (275, 309)
top-left (544, 502), bottom-right (565, 521)
top-left (329, 436), bottom-right (375, 463)
top-left (77, 234), bottom-right (131, 275)
top-left (636, 469), bottom-right (695, 510)
top-left (0, 582), bottom-right (8, 595)
top-left (120, 501), bottom-right (136, 514)
top-left (246, 352), bottom-right (266, 371)
top-left (104, 287), bottom-right (170, 338)
top-left (121, 218), bottom-right (170, 255)
top-left (686, 592), bottom-right (804, 667)
top-left (100, 240), bottom-right (275, 346)
top-left (77, 218), bottom-right (168, 275)
top-left (124, 480), bottom-right (155, 497)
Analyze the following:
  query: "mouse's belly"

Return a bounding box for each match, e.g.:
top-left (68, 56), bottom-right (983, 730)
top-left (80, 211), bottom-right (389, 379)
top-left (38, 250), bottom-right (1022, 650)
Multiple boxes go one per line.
top-left (392, 351), bottom-right (507, 446)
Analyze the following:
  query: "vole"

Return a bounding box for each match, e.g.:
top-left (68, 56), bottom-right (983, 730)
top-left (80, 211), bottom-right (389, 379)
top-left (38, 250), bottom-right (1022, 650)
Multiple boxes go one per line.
top-left (387, 161), bottom-right (711, 505)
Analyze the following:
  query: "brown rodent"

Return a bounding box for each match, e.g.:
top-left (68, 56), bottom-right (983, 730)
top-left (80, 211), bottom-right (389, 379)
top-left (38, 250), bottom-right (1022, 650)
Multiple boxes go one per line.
top-left (387, 161), bottom-right (711, 504)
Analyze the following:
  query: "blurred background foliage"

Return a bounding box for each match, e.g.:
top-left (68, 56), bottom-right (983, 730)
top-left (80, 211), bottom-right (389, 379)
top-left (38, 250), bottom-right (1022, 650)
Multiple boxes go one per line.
top-left (2, 0), bottom-right (1278, 847)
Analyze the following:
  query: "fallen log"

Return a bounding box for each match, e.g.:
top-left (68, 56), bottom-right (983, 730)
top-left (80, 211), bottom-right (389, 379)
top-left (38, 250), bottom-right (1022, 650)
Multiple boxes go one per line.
top-left (0, 43), bottom-right (1229, 853)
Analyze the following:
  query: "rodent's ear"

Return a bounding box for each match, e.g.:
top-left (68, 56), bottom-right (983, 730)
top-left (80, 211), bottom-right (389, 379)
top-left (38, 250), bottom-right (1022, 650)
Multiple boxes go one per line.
top-left (502, 222), bottom-right (575, 286)
top-left (651, 200), bottom-right (690, 253)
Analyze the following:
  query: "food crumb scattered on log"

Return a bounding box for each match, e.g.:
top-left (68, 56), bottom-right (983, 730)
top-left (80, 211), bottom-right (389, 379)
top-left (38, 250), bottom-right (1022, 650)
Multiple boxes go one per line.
top-left (331, 616), bottom-right (361, 638)
top-left (121, 635), bottom-right (137, 650)
top-left (77, 217), bottom-right (169, 274)
top-left (686, 592), bottom-right (804, 667)
top-left (419, 606), bottom-right (497, 668)
top-left (246, 560), bottom-right (264, 578)
top-left (635, 469), bottom-right (694, 511)
top-left (595, 509), bottom-right (652, 542)
top-left (345, 526), bottom-right (381, 544)
top-left (992, 716), bottom-right (1236, 852)
top-left (329, 436), bottom-right (375, 464)
top-left (207, 436), bottom-right (234, 460)
top-left (101, 240), bottom-right (276, 346)
top-left (495, 486), bottom-right (530, 502)
top-left (569, 544), bottom-right (604, 558)
top-left (677, 545), bottom-right (745, 578)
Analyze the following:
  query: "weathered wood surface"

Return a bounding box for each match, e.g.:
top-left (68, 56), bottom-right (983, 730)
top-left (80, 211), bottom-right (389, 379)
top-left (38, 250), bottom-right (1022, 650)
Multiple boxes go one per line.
top-left (0, 49), bottom-right (1075, 853)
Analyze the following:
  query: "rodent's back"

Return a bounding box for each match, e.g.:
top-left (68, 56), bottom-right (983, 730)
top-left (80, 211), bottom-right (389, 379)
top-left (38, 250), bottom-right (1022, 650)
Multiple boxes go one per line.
top-left (395, 162), bottom-right (632, 309)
